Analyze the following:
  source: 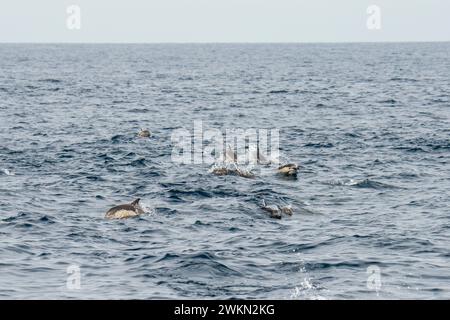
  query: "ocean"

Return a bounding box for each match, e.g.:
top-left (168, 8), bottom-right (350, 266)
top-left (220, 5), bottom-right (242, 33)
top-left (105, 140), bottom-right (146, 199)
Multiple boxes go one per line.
top-left (0, 43), bottom-right (449, 299)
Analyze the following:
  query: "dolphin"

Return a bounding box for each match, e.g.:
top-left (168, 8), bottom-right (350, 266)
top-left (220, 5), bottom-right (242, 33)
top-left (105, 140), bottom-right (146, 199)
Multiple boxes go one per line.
top-left (138, 129), bottom-right (151, 138)
top-left (105, 198), bottom-right (145, 219)
top-left (261, 199), bottom-right (282, 219)
top-left (261, 199), bottom-right (294, 219)
top-left (277, 163), bottom-right (298, 177)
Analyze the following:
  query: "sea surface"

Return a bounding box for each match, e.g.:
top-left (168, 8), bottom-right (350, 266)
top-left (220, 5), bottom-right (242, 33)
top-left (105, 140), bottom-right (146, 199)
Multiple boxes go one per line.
top-left (0, 43), bottom-right (449, 299)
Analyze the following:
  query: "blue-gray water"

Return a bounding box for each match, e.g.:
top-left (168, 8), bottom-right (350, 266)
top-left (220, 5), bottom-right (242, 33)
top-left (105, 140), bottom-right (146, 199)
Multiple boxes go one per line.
top-left (0, 43), bottom-right (449, 299)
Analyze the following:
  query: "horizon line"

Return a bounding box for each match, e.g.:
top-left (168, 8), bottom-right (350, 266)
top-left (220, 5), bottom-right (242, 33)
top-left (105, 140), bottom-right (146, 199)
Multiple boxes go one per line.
top-left (1, 40), bottom-right (450, 45)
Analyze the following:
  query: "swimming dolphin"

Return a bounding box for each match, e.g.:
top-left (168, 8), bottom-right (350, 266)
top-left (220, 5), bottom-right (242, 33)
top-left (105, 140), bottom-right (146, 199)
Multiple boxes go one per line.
top-left (277, 163), bottom-right (298, 177)
top-left (261, 199), bottom-right (282, 219)
top-left (211, 167), bottom-right (229, 176)
top-left (105, 198), bottom-right (145, 219)
top-left (210, 165), bottom-right (255, 178)
top-left (280, 205), bottom-right (294, 216)
top-left (261, 199), bottom-right (294, 219)
top-left (138, 129), bottom-right (151, 138)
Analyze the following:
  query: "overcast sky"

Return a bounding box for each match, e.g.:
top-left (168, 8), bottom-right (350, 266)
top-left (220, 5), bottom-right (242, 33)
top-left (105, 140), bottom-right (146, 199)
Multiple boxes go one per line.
top-left (0, 0), bottom-right (449, 43)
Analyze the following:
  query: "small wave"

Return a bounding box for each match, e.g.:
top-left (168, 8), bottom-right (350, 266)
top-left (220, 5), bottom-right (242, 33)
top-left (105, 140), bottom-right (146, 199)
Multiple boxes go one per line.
top-left (130, 158), bottom-right (147, 167)
top-left (393, 146), bottom-right (427, 152)
top-left (268, 89), bottom-right (289, 94)
top-left (326, 178), bottom-right (399, 189)
top-left (344, 132), bottom-right (361, 138)
top-left (379, 98), bottom-right (397, 104)
top-left (127, 108), bottom-right (148, 113)
top-left (193, 220), bottom-right (211, 227)
top-left (2, 212), bottom-right (58, 226)
top-left (349, 179), bottom-right (396, 189)
top-left (85, 175), bottom-right (105, 182)
top-left (38, 78), bottom-right (62, 83)
top-left (397, 172), bottom-right (420, 179)
top-left (168, 187), bottom-right (213, 199)
top-left (178, 252), bottom-right (243, 277)
top-left (96, 153), bottom-right (115, 163)
top-left (154, 253), bottom-right (180, 263)
top-left (178, 76), bottom-right (194, 81)
top-left (304, 142), bottom-right (334, 148)
top-left (110, 134), bottom-right (133, 143)
top-left (394, 138), bottom-right (450, 152)
top-left (390, 77), bottom-right (418, 82)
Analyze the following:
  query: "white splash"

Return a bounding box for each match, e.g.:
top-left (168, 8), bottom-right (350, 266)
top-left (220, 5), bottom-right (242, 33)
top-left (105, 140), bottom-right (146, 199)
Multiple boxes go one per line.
top-left (139, 200), bottom-right (156, 215)
top-left (290, 277), bottom-right (327, 300)
top-left (2, 168), bottom-right (15, 176)
top-left (290, 258), bottom-right (327, 300)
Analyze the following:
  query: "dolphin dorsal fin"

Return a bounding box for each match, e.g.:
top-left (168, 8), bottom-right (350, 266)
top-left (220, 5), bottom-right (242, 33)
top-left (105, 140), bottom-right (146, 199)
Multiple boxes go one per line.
top-left (131, 198), bottom-right (141, 206)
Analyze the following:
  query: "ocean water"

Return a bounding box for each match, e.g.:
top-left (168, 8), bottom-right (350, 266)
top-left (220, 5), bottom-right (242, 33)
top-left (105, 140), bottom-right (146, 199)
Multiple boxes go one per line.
top-left (0, 43), bottom-right (449, 299)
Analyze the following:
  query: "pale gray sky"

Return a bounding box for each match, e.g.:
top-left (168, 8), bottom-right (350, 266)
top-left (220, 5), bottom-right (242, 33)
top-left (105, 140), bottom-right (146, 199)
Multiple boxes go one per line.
top-left (0, 0), bottom-right (449, 43)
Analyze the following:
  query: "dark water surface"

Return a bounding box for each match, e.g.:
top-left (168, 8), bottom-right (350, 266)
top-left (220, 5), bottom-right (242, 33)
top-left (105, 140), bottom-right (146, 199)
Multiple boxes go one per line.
top-left (0, 43), bottom-right (449, 299)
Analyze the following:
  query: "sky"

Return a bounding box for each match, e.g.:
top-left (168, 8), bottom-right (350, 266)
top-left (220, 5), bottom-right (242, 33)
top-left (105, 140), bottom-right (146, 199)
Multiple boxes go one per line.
top-left (0, 0), bottom-right (449, 43)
